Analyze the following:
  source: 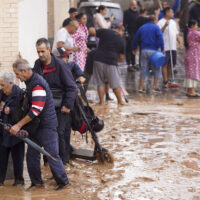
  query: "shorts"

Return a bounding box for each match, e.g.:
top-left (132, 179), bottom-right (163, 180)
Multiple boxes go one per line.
top-left (93, 61), bottom-right (120, 89)
top-left (165, 50), bottom-right (177, 66)
top-left (140, 50), bottom-right (161, 78)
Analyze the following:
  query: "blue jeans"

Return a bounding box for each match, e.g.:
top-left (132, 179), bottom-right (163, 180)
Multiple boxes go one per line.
top-left (27, 128), bottom-right (69, 185)
top-left (140, 49), bottom-right (161, 78)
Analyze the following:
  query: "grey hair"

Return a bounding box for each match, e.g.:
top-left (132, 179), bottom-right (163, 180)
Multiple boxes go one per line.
top-left (13, 59), bottom-right (32, 71)
top-left (69, 20), bottom-right (79, 27)
top-left (0, 70), bottom-right (15, 84)
top-left (36, 38), bottom-right (51, 49)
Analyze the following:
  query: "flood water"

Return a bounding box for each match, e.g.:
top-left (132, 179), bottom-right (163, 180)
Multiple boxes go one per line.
top-left (1, 94), bottom-right (200, 200)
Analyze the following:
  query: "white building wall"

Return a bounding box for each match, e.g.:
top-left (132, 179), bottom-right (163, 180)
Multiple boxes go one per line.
top-left (18, 0), bottom-right (48, 66)
top-left (54, 0), bottom-right (70, 36)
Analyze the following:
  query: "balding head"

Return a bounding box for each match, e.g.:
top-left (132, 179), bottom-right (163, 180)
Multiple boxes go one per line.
top-left (66, 20), bottom-right (79, 34)
top-left (130, 0), bottom-right (137, 10)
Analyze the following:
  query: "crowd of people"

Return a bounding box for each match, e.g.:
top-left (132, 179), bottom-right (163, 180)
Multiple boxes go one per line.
top-left (0, 0), bottom-right (200, 192)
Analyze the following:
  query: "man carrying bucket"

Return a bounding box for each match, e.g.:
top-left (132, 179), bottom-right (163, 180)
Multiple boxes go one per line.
top-left (132, 15), bottom-right (164, 93)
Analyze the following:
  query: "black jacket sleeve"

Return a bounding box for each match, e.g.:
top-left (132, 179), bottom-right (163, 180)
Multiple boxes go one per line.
top-left (59, 62), bottom-right (77, 110)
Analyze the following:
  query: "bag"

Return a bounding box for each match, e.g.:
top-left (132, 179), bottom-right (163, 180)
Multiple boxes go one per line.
top-left (71, 96), bottom-right (95, 134)
top-left (11, 91), bottom-right (40, 135)
top-left (71, 82), bottom-right (104, 134)
top-left (51, 88), bottom-right (64, 108)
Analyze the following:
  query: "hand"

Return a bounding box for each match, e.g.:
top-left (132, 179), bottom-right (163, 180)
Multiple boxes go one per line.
top-left (87, 48), bottom-right (91, 53)
top-left (10, 123), bottom-right (22, 136)
top-left (0, 101), bottom-right (5, 111)
top-left (72, 46), bottom-right (81, 52)
top-left (132, 50), bottom-right (137, 55)
top-left (109, 16), bottom-right (114, 22)
top-left (154, 8), bottom-right (160, 16)
top-left (61, 106), bottom-right (70, 114)
top-left (4, 106), bottom-right (10, 115)
top-left (88, 27), bottom-right (96, 36)
top-left (165, 20), bottom-right (170, 26)
top-left (78, 76), bottom-right (86, 84)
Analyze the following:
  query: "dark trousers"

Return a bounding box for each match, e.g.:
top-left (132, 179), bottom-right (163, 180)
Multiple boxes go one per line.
top-left (83, 72), bottom-right (92, 92)
top-left (65, 113), bottom-right (72, 163)
top-left (56, 110), bottom-right (68, 163)
top-left (0, 142), bottom-right (24, 183)
top-left (27, 128), bottom-right (69, 185)
top-left (126, 34), bottom-right (136, 66)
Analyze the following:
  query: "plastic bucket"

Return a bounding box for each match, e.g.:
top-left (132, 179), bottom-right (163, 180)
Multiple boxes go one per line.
top-left (149, 51), bottom-right (166, 68)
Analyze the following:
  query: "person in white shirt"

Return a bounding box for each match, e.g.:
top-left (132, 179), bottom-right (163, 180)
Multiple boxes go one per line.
top-left (157, 7), bottom-right (181, 88)
top-left (93, 5), bottom-right (114, 30)
top-left (52, 20), bottom-right (80, 62)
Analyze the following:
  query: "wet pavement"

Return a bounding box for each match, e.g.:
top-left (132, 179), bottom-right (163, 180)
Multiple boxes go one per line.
top-left (1, 48), bottom-right (200, 199)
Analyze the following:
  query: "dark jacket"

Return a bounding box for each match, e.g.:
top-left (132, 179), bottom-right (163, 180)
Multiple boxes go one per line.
top-left (25, 72), bottom-right (58, 129)
top-left (123, 8), bottom-right (139, 35)
top-left (33, 54), bottom-right (77, 110)
top-left (67, 61), bottom-right (84, 80)
top-left (0, 85), bottom-right (24, 147)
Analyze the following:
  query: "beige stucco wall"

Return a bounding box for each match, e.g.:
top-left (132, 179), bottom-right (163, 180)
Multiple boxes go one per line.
top-left (0, 0), bottom-right (21, 70)
top-left (0, 0), bottom-right (77, 71)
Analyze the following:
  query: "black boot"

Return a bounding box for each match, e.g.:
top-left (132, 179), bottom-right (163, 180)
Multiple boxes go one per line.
top-left (13, 178), bottom-right (24, 186)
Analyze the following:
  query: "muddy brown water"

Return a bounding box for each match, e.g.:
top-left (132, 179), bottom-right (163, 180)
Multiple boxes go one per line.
top-left (1, 96), bottom-right (200, 200)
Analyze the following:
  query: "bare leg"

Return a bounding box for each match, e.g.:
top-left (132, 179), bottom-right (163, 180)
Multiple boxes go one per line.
top-left (113, 87), bottom-right (124, 105)
top-left (187, 88), bottom-right (196, 95)
top-left (152, 77), bottom-right (159, 89)
top-left (139, 77), bottom-right (145, 90)
top-left (105, 83), bottom-right (109, 94)
top-left (105, 83), bottom-right (113, 101)
top-left (162, 65), bottom-right (168, 82)
top-left (167, 65), bottom-right (172, 81)
top-left (97, 86), bottom-right (105, 105)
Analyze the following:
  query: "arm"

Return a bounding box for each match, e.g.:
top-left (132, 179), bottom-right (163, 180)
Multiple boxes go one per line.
top-left (10, 85), bottom-right (46, 135)
top-left (123, 11), bottom-right (128, 31)
top-left (59, 63), bottom-right (77, 111)
top-left (158, 11), bottom-right (164, 20)
top-left (96, 14), bottom-right (111, 29)
top-left (68, 61), bottom-right (84, 79)
top-left (57, 41), bottom-right (80, 52)
top-left (132, 29), bottom-right (140, 52)
top-left (158, 20), bottom-right (169, 33)
top-left (157, 27), bottom-right (164, 52)
top-left (172, 0), bottom-right (180, 14)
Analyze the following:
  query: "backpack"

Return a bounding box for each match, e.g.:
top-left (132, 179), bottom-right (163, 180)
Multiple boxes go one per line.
top-left (71, 82), bottom-right (96, 134)
top-left (71, 95), bottom-right (95, 134)
top-left (11, 91), bottom-right (40, 135)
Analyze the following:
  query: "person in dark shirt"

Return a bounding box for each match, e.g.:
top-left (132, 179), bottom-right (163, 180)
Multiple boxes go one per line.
top-left (91, 24), bottom-right (125, 105)
top-left (0, 71), bottom-right (24, 187)
top-left (11, 59), bottom-right (69, 190)
top-left (189, 2), bottom-right (200, 27)
top-left (123, 0), bottom-right (139, 69)
top-left (33, 38), bottom-right (77, 165)
top-left (136, 9), bottom-right (150, 30)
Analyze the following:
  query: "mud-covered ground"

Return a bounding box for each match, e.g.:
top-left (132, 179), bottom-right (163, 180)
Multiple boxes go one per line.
top-left (1, 95), bottom-right (200, 200)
